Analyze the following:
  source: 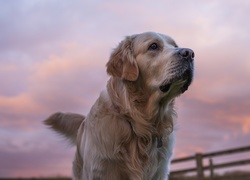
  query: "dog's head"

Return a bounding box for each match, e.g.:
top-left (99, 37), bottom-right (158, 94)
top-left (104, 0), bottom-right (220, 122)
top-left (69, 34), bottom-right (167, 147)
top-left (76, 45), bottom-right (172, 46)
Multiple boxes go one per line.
top-left (107, 32), bottom-right (194, 101)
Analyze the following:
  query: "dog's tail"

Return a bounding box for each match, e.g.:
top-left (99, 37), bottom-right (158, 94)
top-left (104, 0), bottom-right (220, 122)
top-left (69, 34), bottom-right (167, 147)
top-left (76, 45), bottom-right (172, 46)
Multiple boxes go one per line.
top-left (44, 112), bottom-right (85, 145)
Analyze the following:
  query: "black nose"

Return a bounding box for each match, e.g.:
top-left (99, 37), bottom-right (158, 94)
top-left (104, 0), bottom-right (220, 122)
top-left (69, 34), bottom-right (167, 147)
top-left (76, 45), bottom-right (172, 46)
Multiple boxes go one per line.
top-left (178, 48), bottom-right (195, 60)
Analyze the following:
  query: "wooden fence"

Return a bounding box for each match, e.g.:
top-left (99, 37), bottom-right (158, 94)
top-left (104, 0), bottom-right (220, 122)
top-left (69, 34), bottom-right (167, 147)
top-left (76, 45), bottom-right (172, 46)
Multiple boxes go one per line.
top-left (170, 145), bottom-right (250, 179)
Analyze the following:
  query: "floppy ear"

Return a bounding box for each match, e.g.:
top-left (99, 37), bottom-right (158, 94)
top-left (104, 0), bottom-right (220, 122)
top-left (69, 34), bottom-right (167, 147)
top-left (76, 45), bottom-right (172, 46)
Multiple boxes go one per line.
top-left (106, 36), bottom-right (139, 81)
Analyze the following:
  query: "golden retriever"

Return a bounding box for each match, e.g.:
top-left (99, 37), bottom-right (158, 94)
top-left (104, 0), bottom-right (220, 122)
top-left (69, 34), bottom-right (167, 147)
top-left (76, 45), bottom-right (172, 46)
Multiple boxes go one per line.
top-left (44, 32), bottom-right (194, 180)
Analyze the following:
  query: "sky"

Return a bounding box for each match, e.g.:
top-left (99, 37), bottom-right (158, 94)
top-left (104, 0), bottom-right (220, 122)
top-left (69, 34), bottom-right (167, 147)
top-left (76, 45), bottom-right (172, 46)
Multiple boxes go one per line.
top-left (0, 0), bottom-right (250, 178)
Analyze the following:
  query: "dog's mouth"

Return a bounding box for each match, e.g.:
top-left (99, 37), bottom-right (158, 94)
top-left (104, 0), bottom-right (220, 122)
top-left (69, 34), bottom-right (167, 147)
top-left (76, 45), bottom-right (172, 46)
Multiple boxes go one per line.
top-left (159, 66), bottom-right (193, 94)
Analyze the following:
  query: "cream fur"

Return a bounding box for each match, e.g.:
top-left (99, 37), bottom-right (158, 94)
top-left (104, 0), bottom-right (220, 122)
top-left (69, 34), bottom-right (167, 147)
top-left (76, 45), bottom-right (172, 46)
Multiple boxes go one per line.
top-left (44, 32), bottom-right (194, 180)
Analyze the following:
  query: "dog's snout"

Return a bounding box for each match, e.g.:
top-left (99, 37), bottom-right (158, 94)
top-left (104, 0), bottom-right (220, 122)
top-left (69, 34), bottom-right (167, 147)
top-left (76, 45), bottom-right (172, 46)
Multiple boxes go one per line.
top-left (178, 48), bottom-right (194, 60)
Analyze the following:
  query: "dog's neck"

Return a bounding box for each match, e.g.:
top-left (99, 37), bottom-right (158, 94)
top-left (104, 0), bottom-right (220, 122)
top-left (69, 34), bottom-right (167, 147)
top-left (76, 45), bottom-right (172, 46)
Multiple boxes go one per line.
top-left (107, 77), bottom-right (175, 138)
top-left (107, 77), bottom-right (175, 167)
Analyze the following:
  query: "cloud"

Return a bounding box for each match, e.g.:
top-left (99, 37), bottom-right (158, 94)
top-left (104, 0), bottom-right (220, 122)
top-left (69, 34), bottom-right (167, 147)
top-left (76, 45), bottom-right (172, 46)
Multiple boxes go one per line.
top-left (242, 117), bottom-right (250, 134)
top-left (28, 42), bottom-right (109, 113)
top-left (0, 125), bottom-right (74, 177)
top-left (0, 141), bottom-right (74, 177)
top-left (1, 0), bottom-right (250, 177)
top-left (0, 41), bottom-right (110, 130)
top-left (174, 91), bottom-right (250, 159)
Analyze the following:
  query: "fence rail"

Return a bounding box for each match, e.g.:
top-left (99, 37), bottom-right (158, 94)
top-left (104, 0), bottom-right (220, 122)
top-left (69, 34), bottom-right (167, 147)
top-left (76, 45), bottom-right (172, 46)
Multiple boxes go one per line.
top-left (170, 145), bottom-right (250, 179)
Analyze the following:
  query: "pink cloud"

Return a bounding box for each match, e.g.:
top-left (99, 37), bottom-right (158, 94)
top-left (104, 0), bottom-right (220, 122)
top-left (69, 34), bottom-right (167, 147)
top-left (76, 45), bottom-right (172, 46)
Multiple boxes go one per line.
top-left (0, 94), bottom-right (42, 114)
top-left (0, 145), bottom-right (74, 177)
top-left (1, 0), bottom-right (250, 177)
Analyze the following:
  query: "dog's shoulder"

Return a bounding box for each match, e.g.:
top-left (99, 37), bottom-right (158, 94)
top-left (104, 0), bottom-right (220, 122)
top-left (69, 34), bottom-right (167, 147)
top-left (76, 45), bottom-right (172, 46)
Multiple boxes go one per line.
top-left (84, 89), bottom-right (133, 150)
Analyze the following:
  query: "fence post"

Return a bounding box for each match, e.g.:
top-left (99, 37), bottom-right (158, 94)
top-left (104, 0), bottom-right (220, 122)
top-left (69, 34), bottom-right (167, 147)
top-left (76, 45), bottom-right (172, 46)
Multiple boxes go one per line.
top-left (196, 153), bottom-right (204, 180)
top-left (209, 158), bottom-right (214, 179)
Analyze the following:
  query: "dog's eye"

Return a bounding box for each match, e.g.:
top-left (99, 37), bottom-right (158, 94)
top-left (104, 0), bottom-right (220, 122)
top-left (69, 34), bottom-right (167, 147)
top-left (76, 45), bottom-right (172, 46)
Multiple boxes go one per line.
top-left (148, 43), bottom-right (158, 50)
